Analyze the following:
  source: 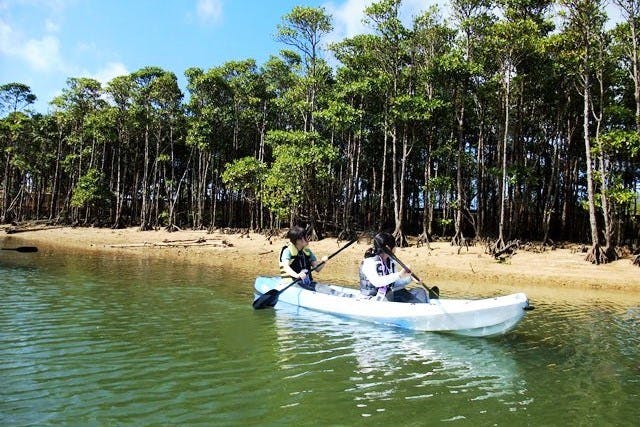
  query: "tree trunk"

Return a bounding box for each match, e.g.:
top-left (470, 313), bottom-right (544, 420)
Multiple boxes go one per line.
top-left (139, 124), bottom-right (150, 231)
top-left (378, 115), bottom-right (388, 230)
top-left (420, 136), bottom-right (433, 249)
top-left (452, 100), bottom-right (465, 247)
top-left (582, 64), bottom-right (606, 264)
top-left (496, 62), bottom-right (511, 251)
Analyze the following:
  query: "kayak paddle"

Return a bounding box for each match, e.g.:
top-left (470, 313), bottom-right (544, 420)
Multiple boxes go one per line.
top-left (253, 238), bottom-right (358, 310)
top-left (1, 246), bottom-right (38, 253)
top-left (382, 247), bottom-right (439, 299)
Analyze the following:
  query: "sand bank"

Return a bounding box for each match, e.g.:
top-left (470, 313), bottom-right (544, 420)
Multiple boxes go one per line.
top-left (3, 226), bottom-right (640, 303)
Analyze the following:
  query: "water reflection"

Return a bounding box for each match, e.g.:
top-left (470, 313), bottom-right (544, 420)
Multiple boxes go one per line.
top-left (271, 303), bottom-right (523, 420)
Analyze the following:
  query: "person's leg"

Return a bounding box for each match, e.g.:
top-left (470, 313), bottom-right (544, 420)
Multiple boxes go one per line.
top-left (389, 289), bottom-right (415, 303)
top-left (410, 288), bottom-right (428, 303)
top-left (298, 279), bottom-right (316, 291)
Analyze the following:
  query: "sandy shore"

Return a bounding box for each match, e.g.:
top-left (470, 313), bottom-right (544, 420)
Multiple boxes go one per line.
top-left (3, 226), bottom-right (640, 303)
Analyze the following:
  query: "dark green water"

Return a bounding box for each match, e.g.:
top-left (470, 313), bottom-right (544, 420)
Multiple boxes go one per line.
top-left (1, 249), bottom-right (639, 426)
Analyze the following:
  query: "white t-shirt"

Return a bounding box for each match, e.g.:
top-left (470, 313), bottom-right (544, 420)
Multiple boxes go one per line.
top-left (360, 255), bottom-right (411, 290)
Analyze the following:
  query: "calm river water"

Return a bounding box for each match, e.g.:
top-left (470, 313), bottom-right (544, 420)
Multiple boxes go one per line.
top-left (1, 248), bottom-right (639, 426)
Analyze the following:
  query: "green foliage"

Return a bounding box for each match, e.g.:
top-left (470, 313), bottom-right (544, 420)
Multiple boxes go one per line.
top-left (157, 154), bottom-right (171, 163)
top-left (261, 160), bottom-right (302, 220)
top-left (261, 129), bottom-right (338, 219)
top-left (597, 130), bottom-right (640, 158)
top-left (222, 156), bottom-right (267, 193)
top-left (607, 183), bottom-right (635, 206)
top-left (391, 94), bottom-right (444, 122)
top-left (276, 6), bottom-right (333, 67)
top-left (71, 168), bottom-right (111, 208)
top-left (428, 175), bottom-right (454, 192)
top-left (0, 83), bottom-right (36, 116)
top-left (315, 99), bottom-right (361, 130)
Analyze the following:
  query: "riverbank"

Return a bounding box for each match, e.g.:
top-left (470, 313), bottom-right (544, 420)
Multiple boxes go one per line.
top-left (3, 226), bottom-right (640, 302)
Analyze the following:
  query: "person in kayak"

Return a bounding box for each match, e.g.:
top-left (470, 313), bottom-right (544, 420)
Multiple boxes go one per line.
top-left (359, 232), bottom-right (428, 303)
top-left (280, 226), bottom-right (328, 291)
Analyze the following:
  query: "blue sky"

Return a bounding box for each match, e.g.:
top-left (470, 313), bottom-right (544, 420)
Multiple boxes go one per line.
top-left (0, 0), bottom-right (439, 113)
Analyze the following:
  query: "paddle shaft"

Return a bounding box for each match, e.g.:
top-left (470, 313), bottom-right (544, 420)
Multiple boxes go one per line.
top-left (383, 247), bottom-right (438, 296)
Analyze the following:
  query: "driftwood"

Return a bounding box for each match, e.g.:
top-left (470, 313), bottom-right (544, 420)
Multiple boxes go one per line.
top-left (109, 238), bottom-right (232, 249)
top-left (161, 237), bottom-right (207, 244)
top-left (5, 225), bottom-right (64, 234)
top-left (492, 240), bottom-right (520, 261)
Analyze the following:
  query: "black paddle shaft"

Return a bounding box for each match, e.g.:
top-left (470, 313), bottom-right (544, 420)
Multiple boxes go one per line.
top-left (252, 238), bottom-right (358, 310)
top-left (382, 246), bottom-right (439, 297)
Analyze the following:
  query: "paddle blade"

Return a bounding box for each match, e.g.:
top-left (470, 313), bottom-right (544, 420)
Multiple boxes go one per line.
top-left (428, 286), bottom-right (440, 299)
top-left (1, 246), bottom-right (38, 253)
top-left (252, 289), bottom-right (280, 310)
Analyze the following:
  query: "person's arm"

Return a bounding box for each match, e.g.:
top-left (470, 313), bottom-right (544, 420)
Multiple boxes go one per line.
top-left (390, 259), bottom-right (412, 290)
top-left (280, 249), bottom-right (306, 280)
top-left (360, 258), bottom-right (401, 288)
top-left (310, 250), bottom-right (328, 272)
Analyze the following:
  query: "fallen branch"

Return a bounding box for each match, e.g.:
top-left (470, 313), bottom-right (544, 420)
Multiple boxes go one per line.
top-left (109, 239), bottom-right (232, 249)
top-left (5, 225), bottom-right (65, 234)
top-left (493, 240), bottom-right (519, 261)
top-left (161, 237), bottom-right (208, 244)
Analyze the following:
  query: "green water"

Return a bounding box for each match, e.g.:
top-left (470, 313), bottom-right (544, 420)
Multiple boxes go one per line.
top-left (1, 249), bottom-right (639, 426)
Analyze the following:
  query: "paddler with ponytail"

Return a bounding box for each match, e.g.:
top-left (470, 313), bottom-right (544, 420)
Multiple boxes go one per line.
top-left (359, 232), bottom-right (428, 303)
top-left (280, 226), bottom-right (328, 291)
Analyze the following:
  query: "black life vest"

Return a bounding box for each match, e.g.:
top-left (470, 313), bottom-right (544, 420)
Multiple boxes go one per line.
top-left (280, 243), bottom-right (314, 282)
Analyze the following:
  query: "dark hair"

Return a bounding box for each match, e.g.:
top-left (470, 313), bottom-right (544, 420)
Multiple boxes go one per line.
top-left (374, 232), bottom-right (395, 251)
top-left (287, 226), bottom-right (307, 244)
top-left (365, 232), bottom-right (395, 258)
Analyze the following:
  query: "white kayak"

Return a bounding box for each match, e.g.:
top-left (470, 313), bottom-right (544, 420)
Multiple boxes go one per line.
top-left (254, 276), bottom-right (532, 337)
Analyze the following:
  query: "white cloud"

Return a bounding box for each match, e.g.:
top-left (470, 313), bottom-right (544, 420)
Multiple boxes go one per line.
top-left (77, 41), bottom-right (97, 53)
top-left (324, 0), bottom-right (437, 44)
top-left (0, 19), bottom-right (66, 72)
top-left (23, 35), bottom-right (64, 71)
top-left (45, 19), bottom-right (60, 32)
top-left (325, 0), bottom-right (373, 43)
top-left (196, 0), bottom-right (222, 25)
top-left (0, 19), bottom-right (12, 51)
top-left (400, 0), bottom-right (434, 20)
top-left (82, 62), bottom-right (129, 85)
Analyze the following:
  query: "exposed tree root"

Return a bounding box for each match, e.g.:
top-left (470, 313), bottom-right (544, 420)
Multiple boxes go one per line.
top-left (451, 234), bottom-right (472, 254)
top-left (584, 243), bottom-right (616, 264)
top-left (489, 239), bottom-right (519, 261)
top-left (337, 229), bottom-right (357, 244)
top-left (164, 224), bottom-right (183, 233)
top-left (393, 230), bottom-right (408, 248)
top-left (416, 232), bottom-right (432, 250)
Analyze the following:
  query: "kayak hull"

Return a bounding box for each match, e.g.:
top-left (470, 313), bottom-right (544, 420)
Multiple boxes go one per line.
top-left (254, 276), bottom-right (531, 337)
